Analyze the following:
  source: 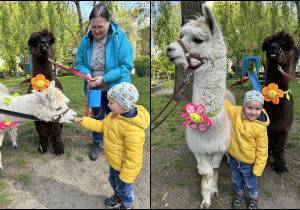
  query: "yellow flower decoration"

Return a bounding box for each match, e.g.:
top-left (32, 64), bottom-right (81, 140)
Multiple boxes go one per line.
top-left (262, 83), bottom-right (283, 105)
top-left (31, 74), bottom-right (50, 91)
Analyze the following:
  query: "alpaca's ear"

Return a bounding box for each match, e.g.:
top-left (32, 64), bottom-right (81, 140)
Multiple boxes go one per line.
top-left (284, 34), bottom-right (295, 51)
top-left (49, 81), bottom-right (56, 88)
top-left (49, 31), bottom-right (56, 45)
top-left (31, 90), bottom-right (50, 106)
top-left (202, 4), bottom-right (220, 37)
top-left (28, 32), bottom-right (39, 47)
top-left (262, 37), bottom-right (272, 52)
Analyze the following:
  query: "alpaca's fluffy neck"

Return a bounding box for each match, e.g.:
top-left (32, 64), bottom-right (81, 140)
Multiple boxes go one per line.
top-left (31, 58), bottom-right (54, 80)
top-left (265, 60), bottom-right (291, 91)
top-left (192, 57), bottom-right (227, 115)
top-left (0, 94), bottom-right (51, 123)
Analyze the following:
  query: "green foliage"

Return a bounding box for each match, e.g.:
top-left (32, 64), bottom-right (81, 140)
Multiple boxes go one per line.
top-left (133, 55), bottom-right (150, 71)
top-left (0, 1), bottom-right (79, 72)
top-left (151, 2), bottom-right (180, 80)
top-left (151, 2), bottom-right (181, 55)
top-left (0, 1), bottom-right (150, 72)
top-left (212, 1), bottom-right (297, 65)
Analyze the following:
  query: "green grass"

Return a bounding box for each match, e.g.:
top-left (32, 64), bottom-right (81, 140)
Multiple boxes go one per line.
top-left (76, 156), bottom-right (84, 162)
top-left (0, 181), bottom-right (9, 206)
top-left (16, 159), bottom-right (27, 168)
top-left (16, 173), bottom-right (31, 186)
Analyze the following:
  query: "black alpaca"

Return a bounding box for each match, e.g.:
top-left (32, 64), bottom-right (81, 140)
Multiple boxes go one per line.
top-left (262, 31), bottom-right (299, 174)
top-left (28, 29), bottom-right (65, 155)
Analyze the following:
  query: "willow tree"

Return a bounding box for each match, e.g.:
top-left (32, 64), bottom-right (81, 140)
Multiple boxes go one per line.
top-left (0, 1), bottom-right (80, 75)
top-left (151, 1), bottom-right (181, 87)
top-left (213, 1), bottom-right (297, 71)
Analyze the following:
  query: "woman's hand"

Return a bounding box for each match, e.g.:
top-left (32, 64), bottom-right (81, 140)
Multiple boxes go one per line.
top-left (91, 76), bottom-right (103, 87)
top-left (86, 73), bottom-right (92, 83)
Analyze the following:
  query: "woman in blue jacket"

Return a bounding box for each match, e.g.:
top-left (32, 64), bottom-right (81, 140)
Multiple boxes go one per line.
top-left (76, 3), bottom-right (133, 161)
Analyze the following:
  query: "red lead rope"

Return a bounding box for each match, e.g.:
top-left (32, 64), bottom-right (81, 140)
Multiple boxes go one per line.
top-left (48, 57), bottom-right (92, 117)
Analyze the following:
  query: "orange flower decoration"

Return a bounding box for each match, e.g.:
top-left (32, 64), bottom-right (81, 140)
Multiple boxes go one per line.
top-left (31, 74), bottom-right (50, 91)
top-left (262, 83), bottom-right (283, 105)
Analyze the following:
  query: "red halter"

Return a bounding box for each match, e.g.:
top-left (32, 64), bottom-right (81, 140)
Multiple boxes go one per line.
top-left (177, 39), bottom-right (204, 70)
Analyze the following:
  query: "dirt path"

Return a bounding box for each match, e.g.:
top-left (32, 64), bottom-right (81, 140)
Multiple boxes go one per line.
top-left (1, 118), bottom-right (150, 208)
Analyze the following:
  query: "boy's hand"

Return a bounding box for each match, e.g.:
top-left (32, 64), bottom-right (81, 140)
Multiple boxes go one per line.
top-left (74, 117), bottom-right (83, 123)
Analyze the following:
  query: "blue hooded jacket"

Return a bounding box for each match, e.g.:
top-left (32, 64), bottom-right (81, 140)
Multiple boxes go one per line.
top-left (75, 20), bottom-right (133, 95)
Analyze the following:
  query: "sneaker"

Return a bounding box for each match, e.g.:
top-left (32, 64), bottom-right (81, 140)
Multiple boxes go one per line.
top-left (248, 197), bottom-right (258, 209)
top-left (89, 144), bottom-right (103, 160)
top-left (116, 203), bottom-right (133, 209)
top-left (105, 194), bottom-right (122, 208)
top-left (232, 193), bottom-right (244, 209)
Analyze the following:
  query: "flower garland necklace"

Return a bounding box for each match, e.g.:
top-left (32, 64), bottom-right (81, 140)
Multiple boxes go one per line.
top-left (181, 103), bottom-right (221, 132)
top-left (0, 93), bottom-right (20, 130)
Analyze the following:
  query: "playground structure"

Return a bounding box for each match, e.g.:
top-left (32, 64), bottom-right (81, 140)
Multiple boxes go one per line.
top-left (18, 53), bottom-right (32, 86)
top-left (152, 69), bottom-right (171, 84)
top-left (230, 56), bottom-right (264, 92)
top-left (151, 83), bottom-right (165, 95)
top-left (151, 69), bottom-right (170, 95)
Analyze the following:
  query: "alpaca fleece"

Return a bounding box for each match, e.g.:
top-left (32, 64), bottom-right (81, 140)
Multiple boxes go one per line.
top-left (262, 31), bottom-right (299, 174)
top-left (0, 81), bottom-right (76, 170)
top-left (165, 4), bottom-right (235, 208)
top-left (27, 29), bottom-right (65, 155)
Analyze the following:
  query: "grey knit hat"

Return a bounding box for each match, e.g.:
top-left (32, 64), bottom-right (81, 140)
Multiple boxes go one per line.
top-left (243, 90), bottom-right (264, 107)
top-left (107, 82), bottom-right (139, 109)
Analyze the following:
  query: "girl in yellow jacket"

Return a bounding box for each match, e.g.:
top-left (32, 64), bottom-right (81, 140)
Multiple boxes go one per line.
top-left (225, 90), bottom-right (269, 209)
top-left (76, 82), bottom-right (150, 209)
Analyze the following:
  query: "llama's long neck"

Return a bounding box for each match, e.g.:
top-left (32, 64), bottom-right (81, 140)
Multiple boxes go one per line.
top-left (192, 57), bottom-right (227, 115)
top-left (265, 59), bottom-right (291, 91)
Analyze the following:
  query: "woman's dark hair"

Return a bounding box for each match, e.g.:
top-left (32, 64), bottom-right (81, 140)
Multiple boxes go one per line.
top-left (89, 3), bottom-right (110, 21)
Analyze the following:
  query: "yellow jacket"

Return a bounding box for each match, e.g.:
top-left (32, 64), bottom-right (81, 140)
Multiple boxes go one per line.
top-left (81, 105), bottom-right (150, 183)
top-left (224, 100), bottom-right (270, 176)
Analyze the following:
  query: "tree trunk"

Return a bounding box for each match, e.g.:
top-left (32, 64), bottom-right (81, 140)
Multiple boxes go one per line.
top-left (293, 1), bottom-right (300, 76)
top-left (174, 1), bottom-right (205, 101)
top-left (73, 1), bottom-right (84, 37)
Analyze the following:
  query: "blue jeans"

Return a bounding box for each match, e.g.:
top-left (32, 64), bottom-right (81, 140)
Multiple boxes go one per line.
top-left (92, 91), bottom-right (111, 147)
top-left (108, 166), bottom-right (134, 207)
top-left (229, 154), bottom-right (258, 197)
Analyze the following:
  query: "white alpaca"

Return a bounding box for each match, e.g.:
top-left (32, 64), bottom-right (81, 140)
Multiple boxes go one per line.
top-left (165, 4), bottom-right (235, 208)
top-left (0, 81), bottom-right (77, 170)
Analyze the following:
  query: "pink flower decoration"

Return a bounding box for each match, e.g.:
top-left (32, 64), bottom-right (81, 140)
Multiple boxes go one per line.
top-left (0, 121), bottom-right (20, 130)
top-left (181, 103), bottom-right (212, 132)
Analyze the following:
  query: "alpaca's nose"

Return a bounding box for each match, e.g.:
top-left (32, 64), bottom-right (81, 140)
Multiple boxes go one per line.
top-left (166, 45), bottom-right (175, 53)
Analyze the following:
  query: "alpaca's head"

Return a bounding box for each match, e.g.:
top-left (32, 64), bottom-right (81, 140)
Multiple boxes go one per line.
top-left (28, 29), bottom-right (56, 60)
top-left (31, 81), bottom-right (77, 123)
top-left (165, 4), bottom-right (226, 70)
top-left (262, 31), bottom-right (299, 66)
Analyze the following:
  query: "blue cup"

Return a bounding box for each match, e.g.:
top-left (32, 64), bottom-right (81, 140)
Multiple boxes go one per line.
top-left (88, 82), bottom-right (102, 107)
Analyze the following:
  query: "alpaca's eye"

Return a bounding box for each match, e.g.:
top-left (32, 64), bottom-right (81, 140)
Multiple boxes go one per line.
top-left (193, 38), bottom-right (203, 44)
top-left (56, 108), bottom-right (61, 111)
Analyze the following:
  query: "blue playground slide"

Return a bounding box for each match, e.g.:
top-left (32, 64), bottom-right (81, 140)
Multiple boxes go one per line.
top-left (242, 56), bottom-right (262, 92)
top-left (247, 71), bottom-right (262, 92)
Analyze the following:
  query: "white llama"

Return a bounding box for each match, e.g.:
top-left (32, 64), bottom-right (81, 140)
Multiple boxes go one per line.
top-left (0, 80), bottom-right (77, 170)
top-left (165, 4), bottom-right (235, 208)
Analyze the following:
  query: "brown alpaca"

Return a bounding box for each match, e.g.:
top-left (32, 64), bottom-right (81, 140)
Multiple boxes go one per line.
top-left (262, 31), bottom-right (299, 174)
top-left (28, 29), bottom-right (65, 155)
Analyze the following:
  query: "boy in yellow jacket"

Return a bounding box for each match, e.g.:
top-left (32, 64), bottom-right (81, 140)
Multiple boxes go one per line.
top-left (77, 82), bottom-right (150, 209)
top-left (225, 90), bottom-right (269, 209)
